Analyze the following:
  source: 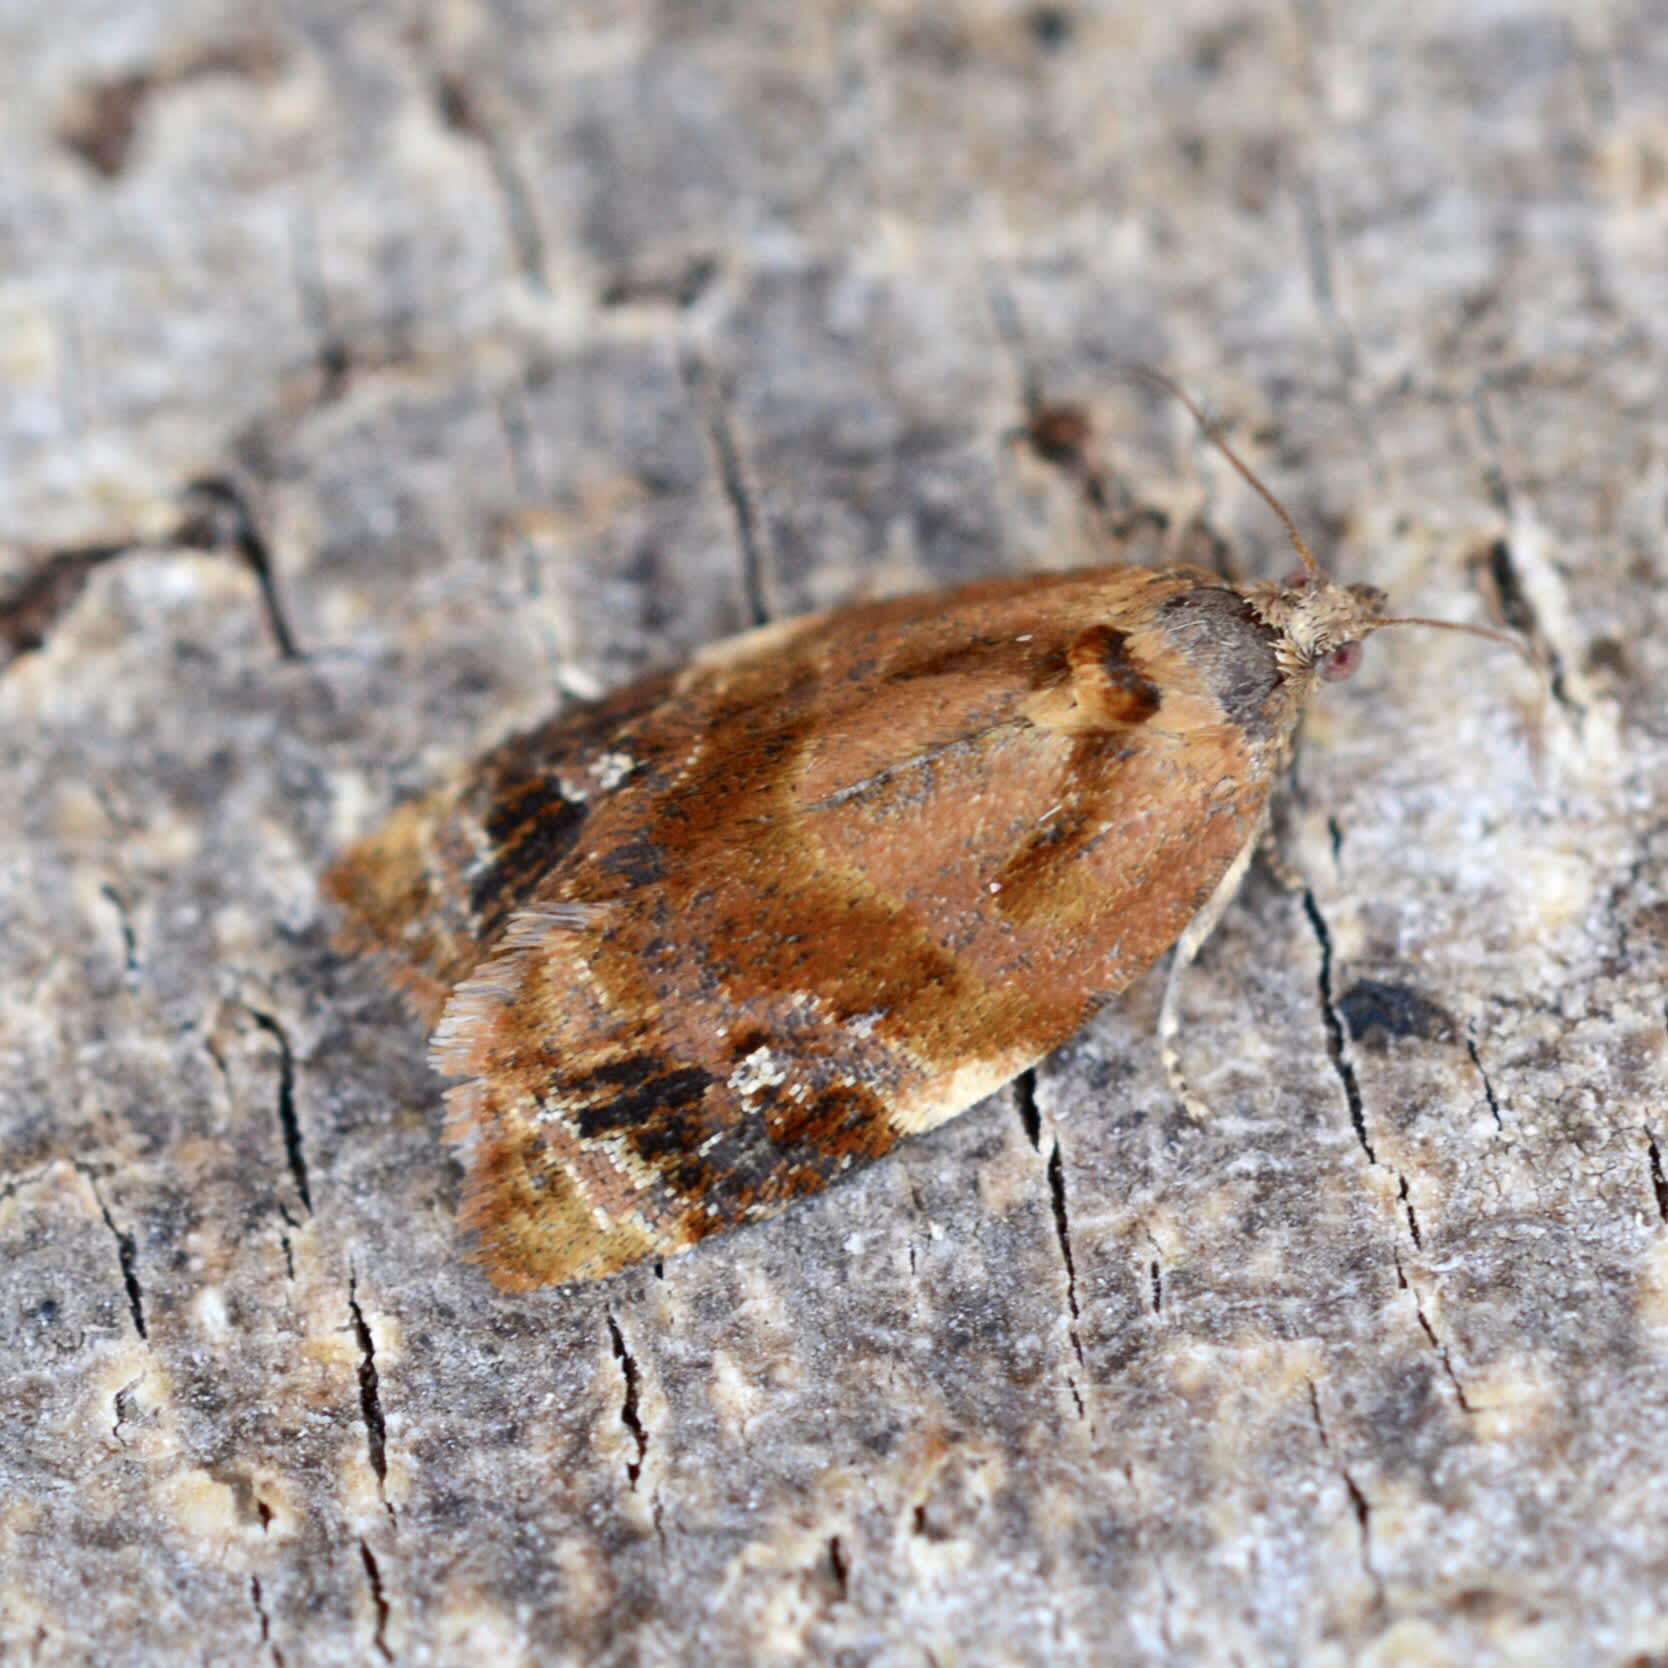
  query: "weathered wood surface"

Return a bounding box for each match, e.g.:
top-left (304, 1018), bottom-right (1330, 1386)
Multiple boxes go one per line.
top-left (3, 2), bottom-right (1666, 1664)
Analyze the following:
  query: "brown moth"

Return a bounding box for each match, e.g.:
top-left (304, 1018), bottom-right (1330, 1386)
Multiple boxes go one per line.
top-left (326, 375), bottom-right (1526, 1289)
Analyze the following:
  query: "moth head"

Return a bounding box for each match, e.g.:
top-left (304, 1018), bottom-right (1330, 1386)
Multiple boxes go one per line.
top-left (1117, 366), bottom-right (1537, 690)
top-left (1246, 562), bottom-right (1537, 695)
top-left (1247, 570), bottom-right (1390, 686)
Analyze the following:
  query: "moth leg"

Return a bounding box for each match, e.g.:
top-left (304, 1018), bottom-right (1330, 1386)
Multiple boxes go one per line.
top-left (1256, 818), bottom-right (1305, 893)
top-left (1159, 819), bottom-right (1262, 1121)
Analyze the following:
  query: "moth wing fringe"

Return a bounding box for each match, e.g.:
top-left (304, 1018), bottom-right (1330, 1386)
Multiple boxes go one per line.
top-left (499, 900), bottom-right (603, 945)
top-left (429, 951), bottom-right (530, 1078)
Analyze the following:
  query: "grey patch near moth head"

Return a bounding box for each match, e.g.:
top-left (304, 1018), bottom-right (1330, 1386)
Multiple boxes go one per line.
top-left (1159, 587), bottom-right (1282, 734)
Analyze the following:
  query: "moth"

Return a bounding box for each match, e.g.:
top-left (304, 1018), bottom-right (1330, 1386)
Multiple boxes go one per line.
top-left (326, 374), bottom-right (1526, 1289)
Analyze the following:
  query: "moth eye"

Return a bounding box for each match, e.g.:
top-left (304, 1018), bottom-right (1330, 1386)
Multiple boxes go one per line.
top-left (1320, 640), bottom-right (1363, 681)
top-left (1283, 569), bottom-right (1312, 590)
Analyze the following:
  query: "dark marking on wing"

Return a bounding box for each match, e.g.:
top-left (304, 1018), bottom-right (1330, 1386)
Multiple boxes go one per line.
top-left (470, 784), bottom-right (589, 919)
top-left (1069, 624), bottom-right (1163, 724)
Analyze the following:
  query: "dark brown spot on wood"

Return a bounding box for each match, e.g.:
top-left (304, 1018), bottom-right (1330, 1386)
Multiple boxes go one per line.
top-left (1337, 980), bottom-right (1457, 1049)
top-left (0, 545), bottom-right (129, 664)
top-left (1025, 403), bottom-right (1093, 465)
top-left (56, 74), bottom-right (151, 177)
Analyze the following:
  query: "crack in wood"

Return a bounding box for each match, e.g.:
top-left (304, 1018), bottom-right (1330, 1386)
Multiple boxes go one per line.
top-left (348, 1274), bottom-right (391, 1510)
top-left (1306, 1379), bottom-right (1384, 1606)
top-left (1647, 1131), bottom-right (1668, 1225)
top-left (682, 353), bottom-right (771, 629)
top-left (1301, 890), bottom-right (1375, 1165)
top-left (1046, 1139), bottom-right (1087, 1420)
top-left (175, 478), bottom-right (302, 661)
top-left (250, 1574), bottom-right (286, 1668)
top-left (1397, 1172), bottom-right (1423, 1251)
top-left (1466, 1035), bottom-right (1505, 1131)
top-left (0, 543), bottom-right (129, 666)
top-left (247, 1008), bottom-right (312, 1214)
top-left (607, 1313), bottom-right (648, 1488)
top-left (74, 1163), bottom-right (147, 1342)
top-left (430, 71), bottom-right (549, 292)
top-left (1013, 1067), bottom-right (1042, 1151)
top-left (358, 1540), bottom-right (393, 1662)
top-left (1396, 1251), bottom-right (1474, 1414)
top-left (98, 883), bottom-right (139, 986)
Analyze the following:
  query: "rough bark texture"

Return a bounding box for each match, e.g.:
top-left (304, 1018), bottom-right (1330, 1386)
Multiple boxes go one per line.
top-left (3, 2), bottom-right (1666, 1664)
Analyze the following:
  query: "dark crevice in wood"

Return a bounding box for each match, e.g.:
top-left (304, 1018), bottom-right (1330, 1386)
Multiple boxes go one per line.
top-left (1021, 400), bottom-right (1112, 513)
top-left (1013, 1068), bottom-right (1041, 1151)
top-left (358, 1540), bottom-right (393, 1662)
top-left (1, 489), bottom-right (299, 667)
top-left (1647, 1132), bottom-right (1668, 1224)
top-left (1483, 537), bottom-right (1540, 638)
top-left (1305, 1380), bottom-right (1382, 1604)
top-left (56, 73), bottom-right (152, 176)
top-left (250, 1574), bottom-right (286, 1668)
top-left (99, 883), bottom-right (139, 985)
top-left (277, 1202), bottom-right (299, 1281)
top-left (1397, 1172), bottom-right (1423, 1250)
top-left (76, 1164), bottom-right (147, 1342)
top-left (1477, 533), bottom-right (1573, 707)
top-left (485, 143), bottom-right (550, 293)
top-left (986, 278), bottom-right (1112, 515)
top-left (1341, 1470), bottom-right (1379, 1596)
top-left (1467, 388), bottom-right (1576, 712)
top-left (289, 219), bottom-right (353, 405)
top-left (1466, 1036), bottom-right (1504, 1131)
top-left (431, 72), bottom-right (549, 291)
top-left (56, 39), bottom-right (282, 179)
top-left (1305, 1379), bottom-right (1331, 1452)
top-left (683, 355), bottom-right (770, 628)
top-left (1301, 890), bottom-right (1374, 1165)
top-left (1046, 1140), bottom-right (1087, 1420)
top-left (247, 1008), bottom-right (311, 1214)
top-left (176, 477), bottom-right (303, 661)
top-left (348, 1275), bottom-right (391, 1505)
top-left (0, 543), bottom-right (130, 666)
top-left (1028, 6), bottom-right (1074, 49)
top-left (1399, 1256), bottom-right (1474, 1414)
top-left (1468, 382), bottom-right (1514, 518)
top-left (827, 1536), bottom-right (849, 1601)
top-left (1046, 1143), bottom-right (1081, 1332)
top-left (601, 255), bottom-right (718, 311)
top-left (607, 1313), bottom-right (648, 1488)
top-left (0, 1163), bottom-right (54, 1203)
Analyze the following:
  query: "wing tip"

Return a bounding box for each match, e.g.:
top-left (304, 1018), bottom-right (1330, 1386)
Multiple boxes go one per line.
top-left (454, 1131), bottom-right (672, 1290)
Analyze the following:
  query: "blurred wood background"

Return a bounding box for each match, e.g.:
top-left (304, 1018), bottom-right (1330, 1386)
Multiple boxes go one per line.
top-left (3, 1), bottom-right (1666, 1664)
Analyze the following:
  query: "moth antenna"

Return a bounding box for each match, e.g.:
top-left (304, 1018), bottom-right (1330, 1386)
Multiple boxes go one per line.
top-left (1366, 614), bottom-right (1540, 672)
top-left (1369, 612), bottom-right (1548, 783)
top-left (1115, 364), bottom-right (1322, 578)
